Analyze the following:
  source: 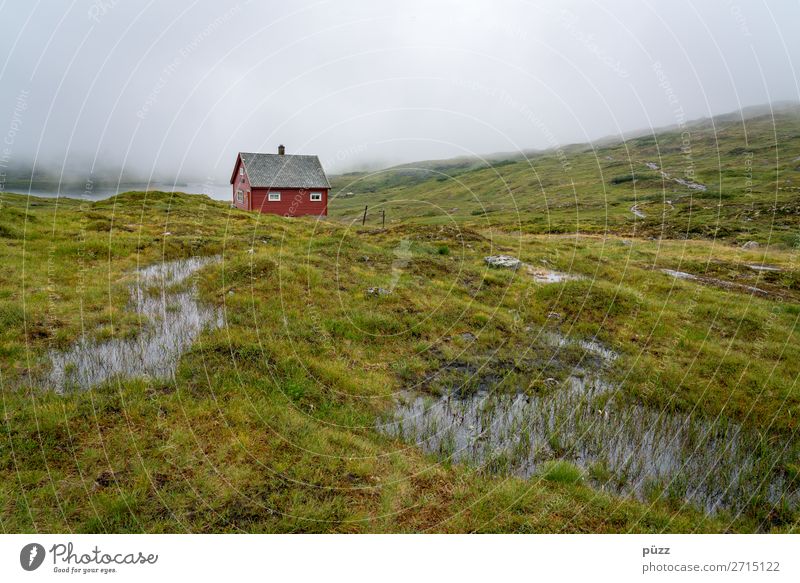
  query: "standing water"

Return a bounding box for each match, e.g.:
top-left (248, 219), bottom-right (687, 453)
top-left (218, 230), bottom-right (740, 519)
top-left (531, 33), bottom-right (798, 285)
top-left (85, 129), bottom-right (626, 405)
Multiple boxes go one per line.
top-left (47, 256), bottom-right (222, 392)
top-left (380, 340), bottom-right (799, 522)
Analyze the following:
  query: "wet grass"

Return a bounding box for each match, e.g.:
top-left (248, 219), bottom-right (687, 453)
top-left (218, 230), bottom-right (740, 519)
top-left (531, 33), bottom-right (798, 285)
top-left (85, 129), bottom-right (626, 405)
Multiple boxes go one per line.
top-left (539, 461), bottom-right (584, 484)
top-left (383, 361), bottom-right (799, 528)
top-left (45, 256), bottom-right (222, 392)
top-left (1, 113), bottom-right (800, 534)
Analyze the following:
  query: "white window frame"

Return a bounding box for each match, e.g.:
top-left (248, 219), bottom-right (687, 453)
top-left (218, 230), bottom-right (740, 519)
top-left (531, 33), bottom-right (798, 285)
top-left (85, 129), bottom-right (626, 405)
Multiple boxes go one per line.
top-left (268, 191), bottom-right (281, 202)
top-left (310, 192), bottom-right (322, 202)
top-left (236, 190), bottom-right (243, 203)
top-left (239, 167), bottom-right (244, 176)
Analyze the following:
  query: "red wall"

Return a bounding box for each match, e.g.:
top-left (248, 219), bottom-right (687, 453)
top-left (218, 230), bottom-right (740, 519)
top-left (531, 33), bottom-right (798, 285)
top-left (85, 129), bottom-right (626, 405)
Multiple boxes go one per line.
top-left (251, 188), bottom-right (328, 217)
top-left (231, 155), bottom-right (328, 217)
top-left (231, 156), bottom-right (252, 211)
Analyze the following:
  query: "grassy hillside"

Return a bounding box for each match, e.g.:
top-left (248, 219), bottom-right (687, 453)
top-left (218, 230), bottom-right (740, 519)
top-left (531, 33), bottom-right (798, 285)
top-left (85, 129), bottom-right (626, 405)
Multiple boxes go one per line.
top-left (330, 108), bottom-right (800, 248)
top-left (1, 109), bottom-right (800, 533)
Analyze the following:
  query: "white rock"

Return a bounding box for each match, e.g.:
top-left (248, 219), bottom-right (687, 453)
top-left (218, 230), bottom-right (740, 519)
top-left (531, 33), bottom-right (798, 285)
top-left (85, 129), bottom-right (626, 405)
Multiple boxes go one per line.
top-left (484, 255), bottom-right (522, 269)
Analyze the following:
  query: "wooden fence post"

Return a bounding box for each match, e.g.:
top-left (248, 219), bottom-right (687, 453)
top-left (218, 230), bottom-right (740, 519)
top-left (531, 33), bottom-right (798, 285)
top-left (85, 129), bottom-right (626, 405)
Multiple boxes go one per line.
top-left (362, 205), bottom-right (368, 226)
top-left (381, 209), bottom-right (385, 228)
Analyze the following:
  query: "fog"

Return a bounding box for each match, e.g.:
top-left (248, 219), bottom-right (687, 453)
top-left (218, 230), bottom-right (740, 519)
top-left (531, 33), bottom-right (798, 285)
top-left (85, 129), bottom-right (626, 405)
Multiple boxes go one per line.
top-left (0, 0), bottom-right (798, 188)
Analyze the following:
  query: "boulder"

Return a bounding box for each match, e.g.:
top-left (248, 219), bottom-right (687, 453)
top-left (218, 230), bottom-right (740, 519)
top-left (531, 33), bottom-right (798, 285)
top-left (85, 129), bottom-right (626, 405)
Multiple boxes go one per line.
top-left (484, 255), bottom-right (522, 269)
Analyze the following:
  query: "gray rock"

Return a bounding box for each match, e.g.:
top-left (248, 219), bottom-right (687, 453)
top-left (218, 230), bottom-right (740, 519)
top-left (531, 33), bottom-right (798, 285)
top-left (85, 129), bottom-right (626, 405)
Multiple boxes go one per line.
top-left (484, 255), bottom-right (522, 269)
top-left (742, 241), bottom-right (760, 250)
top-left (459, 332), bottom-right (476, 342)
top-left (366, 287), bottom-right (391, 296)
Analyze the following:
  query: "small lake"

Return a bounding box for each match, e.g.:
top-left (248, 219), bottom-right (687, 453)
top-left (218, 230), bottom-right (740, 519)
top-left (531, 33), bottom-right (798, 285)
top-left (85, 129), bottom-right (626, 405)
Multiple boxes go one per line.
top-left (6, 182), bottom-right (231, 202)
top-left (47, 256), bottom-right (222, 392)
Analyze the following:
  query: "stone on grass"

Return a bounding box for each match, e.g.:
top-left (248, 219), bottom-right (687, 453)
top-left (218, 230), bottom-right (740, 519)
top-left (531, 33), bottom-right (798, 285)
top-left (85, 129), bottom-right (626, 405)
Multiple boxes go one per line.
top-left (484, 255), bottom-right (522, 269)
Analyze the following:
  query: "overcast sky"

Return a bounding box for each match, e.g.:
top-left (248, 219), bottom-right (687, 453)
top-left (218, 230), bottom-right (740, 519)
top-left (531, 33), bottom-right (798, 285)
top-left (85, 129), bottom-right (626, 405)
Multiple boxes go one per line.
top-left (0, 0), bottom-right (798, 185)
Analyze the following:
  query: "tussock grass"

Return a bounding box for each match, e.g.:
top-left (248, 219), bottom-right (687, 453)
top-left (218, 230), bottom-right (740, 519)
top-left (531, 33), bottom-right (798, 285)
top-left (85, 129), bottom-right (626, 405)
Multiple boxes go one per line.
top-left (539, 461), bottom-right (584, 484)
top-left (2, 113), bottom-right (800, 532)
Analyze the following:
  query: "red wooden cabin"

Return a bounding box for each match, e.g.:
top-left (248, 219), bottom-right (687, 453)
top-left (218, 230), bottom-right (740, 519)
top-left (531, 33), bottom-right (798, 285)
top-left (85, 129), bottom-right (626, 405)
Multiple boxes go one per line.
top-left (230, 146), bottom-right (330, 217)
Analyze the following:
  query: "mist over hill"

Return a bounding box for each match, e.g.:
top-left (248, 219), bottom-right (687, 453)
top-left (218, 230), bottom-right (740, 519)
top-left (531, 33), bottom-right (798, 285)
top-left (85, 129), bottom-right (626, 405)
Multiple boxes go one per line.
top-left (329, 103), bottom-right (800, 248)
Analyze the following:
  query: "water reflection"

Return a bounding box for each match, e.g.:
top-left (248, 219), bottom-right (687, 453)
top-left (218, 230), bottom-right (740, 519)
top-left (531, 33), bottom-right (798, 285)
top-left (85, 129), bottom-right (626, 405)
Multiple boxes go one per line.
top-left (381, 341), bottom-right (798, 520)
top-left (47, 256), bottom-right (222, 391)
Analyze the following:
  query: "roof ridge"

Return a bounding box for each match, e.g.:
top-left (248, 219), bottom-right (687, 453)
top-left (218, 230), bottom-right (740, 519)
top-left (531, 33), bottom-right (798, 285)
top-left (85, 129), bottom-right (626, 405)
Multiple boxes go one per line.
top-left (241, 151), bottom-right (319, 157)
top-left (235, 151), bottom-right (330, 189)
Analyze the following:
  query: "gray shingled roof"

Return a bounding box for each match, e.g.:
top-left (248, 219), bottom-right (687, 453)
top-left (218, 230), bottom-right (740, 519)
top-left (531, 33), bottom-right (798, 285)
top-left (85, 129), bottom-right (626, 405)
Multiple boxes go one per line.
top-left (239, 152), bottom-right (330, 189)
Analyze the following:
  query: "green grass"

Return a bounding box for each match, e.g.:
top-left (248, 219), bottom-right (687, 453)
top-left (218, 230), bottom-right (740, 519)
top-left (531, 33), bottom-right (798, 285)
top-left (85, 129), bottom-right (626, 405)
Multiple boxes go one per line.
top-left (539, 461), bottom-right (584, 484)
top-left (329, 109), bottom-right (800, 248)
top-left (1, 110), bottom-right (800, 533)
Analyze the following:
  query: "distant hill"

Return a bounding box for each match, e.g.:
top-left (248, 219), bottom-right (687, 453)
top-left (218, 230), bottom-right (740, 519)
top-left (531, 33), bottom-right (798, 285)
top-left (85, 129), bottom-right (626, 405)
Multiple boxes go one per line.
top-left (329, 103), bottom-right (800, 247)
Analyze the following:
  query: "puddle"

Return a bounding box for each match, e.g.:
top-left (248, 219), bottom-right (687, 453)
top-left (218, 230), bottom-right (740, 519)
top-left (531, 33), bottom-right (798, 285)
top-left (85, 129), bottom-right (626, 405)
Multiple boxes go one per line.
top-left (644, 162), bottom-right (707, 192)
top-left (525, 265), bottom-right (583, 284)
top-left (484, 255), bottom-right (583, 284)
top-left (662, 269), bottom-right (695, 281)
top-left (47, 256), bottom-right (222, 392)
top-left (746, 264), bottom-right (782, 272)
top-left (630, 204), bottom-right (646, 219)
top-left (661, 268), bottom-right (773, 297)
top-left (381, 332), bottom-right (798, 521)
top-left (540, 330), bottom-right (619, 363)
top-left (382, 369), bottom-right (799, 519)
top-left (674, 177), bottom-right (707, 192)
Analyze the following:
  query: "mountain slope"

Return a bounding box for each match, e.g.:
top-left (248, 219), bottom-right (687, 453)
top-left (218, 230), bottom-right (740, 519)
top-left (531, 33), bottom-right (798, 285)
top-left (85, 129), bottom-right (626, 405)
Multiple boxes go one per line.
top-left (330, 106), bottom-right (800, 247)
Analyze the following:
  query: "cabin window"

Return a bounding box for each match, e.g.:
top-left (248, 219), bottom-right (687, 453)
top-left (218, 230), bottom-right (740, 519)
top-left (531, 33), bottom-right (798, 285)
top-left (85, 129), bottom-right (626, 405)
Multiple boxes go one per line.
top-left (310, 192), bottom-right (322, 202)
top-left (239, 167), bottom-right (244, 176)
top-left (268, 192), bottom-right (281, 201)
top-left (236, 190), bottom-right (243, 203)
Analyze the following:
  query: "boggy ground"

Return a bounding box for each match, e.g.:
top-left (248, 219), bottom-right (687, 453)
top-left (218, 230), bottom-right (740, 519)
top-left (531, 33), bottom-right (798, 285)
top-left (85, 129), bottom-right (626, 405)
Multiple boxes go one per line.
top-left (0, 189), bottom-right (798, 533)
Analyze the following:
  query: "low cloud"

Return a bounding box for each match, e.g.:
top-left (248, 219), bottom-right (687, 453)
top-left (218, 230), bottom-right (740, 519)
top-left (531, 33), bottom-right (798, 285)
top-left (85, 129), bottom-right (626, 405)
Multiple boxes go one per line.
top-left (0, 0), bottom-right (798, 186)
